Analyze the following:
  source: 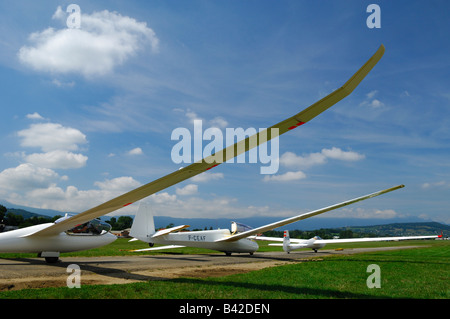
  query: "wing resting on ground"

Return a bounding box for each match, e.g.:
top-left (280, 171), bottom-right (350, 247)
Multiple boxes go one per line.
top-left (313, 235), bottom-right (439, 244)
top-left (23, 44), bottom-right (385, 238)
top-left (254, 235), bottom-right (438, 244)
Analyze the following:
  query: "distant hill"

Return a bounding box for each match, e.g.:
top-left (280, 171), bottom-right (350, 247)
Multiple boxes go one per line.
top-left (341, 222), bottom-right (449, 237)
top-left (5, 208), bottom-right (52, 220)
top-left (2, 203), bottom-right (448, 237)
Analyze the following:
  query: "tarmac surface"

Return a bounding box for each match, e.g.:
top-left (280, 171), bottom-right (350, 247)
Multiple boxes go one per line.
top-left (0, 245), bottom-right (418, 291)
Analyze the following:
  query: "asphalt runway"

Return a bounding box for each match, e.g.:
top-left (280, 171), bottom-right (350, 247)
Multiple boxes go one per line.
top-left (0, 246), bottom-right (418, 291)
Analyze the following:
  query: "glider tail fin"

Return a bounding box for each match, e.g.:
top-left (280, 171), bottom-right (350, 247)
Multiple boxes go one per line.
top-left (283, 230), bottom-right (291, 253)
top-left (130, 203), bottom-right (156, 243)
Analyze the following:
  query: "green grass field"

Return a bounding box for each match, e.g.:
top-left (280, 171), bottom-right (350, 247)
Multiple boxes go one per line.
top-left (0, 239), bottom-right (448, 299)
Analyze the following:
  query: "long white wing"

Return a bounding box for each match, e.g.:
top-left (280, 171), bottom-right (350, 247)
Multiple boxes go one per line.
top-left (215, 184), bottom-right (404, 242)
top-left (24, 44), bottom-right (385, 238)
top-left (255, 235), bottom-right (438, 244)
top-left (314, 235), bottom-right (439, 244)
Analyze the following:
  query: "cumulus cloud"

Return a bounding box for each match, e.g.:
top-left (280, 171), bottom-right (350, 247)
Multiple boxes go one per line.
top-left (360, 90), bottom-right (385, 108)
top-left (176, 184), bottom-right (198, 196)
top-left (127, 147), bottom-right (143, 156)
top-left (0, 163), bottom-right (60, 192)
top-left (317, 207), bottom-right (403, 219)
top-left (94, 176), bottom-right (141, 192)
top-left (266, 147), bottom-right (365, 182)
top-left (321, 147), bottom-right (365, 161)
top-left (280, 151), bottom-right (327, 169)
top-left (263, 171), bottom-right (306, 182)
top-left (16, 122), bottom-right (88, 170)
top-left (280, 148), bottom-right (365, 169)
top-left (18, 7), bottom-right (159, 77)
top-left (191, 172), bottom-right (224, 183)
top-left (17, 123), bottom-right (87, 152)
top-left (176, 109), bottom-right (229, 129)
top-left (25, 150), bottom-right (88, 169)
top-left (26, 112), bottom-right (45, 120)
top-left (2, 175), bottom-right (142, 213)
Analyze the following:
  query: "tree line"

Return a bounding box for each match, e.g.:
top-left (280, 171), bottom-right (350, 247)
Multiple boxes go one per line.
top-left (0, 204), bottom-right (132, 231)
top-left (263, 228), bottom-right (378, 239)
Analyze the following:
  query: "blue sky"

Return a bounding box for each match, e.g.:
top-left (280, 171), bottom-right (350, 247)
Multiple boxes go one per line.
top-left (0, 1), bottom-right (449, 226)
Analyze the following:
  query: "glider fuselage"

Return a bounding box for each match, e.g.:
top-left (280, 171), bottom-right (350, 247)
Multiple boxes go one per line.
top-left (0, 223), bottom-right (116, 253)
top-left (149, 229), bottom-right (259, 254)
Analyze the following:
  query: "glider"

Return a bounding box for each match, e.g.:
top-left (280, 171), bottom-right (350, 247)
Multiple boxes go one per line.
top-left (256, 229), bottom-right (441, 253)
top-left (130, 185), bottom-right (404, 255)
top-left (0, 45), bottom-right (385, 263)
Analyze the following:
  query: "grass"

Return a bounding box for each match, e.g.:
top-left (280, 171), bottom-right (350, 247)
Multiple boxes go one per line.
top-left (0, 240), bottom-right (448, 299)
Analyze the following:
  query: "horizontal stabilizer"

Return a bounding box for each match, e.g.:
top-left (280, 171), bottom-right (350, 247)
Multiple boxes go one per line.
top-left (131, 245), bottom-right (186, 252)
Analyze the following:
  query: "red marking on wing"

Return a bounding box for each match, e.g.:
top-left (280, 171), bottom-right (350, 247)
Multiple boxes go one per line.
top-left (288, 121), bottom-right (305, 130)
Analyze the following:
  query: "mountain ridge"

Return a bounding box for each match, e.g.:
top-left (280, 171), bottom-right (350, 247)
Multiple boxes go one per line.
top-left (2, 204), bottom-right (448, 237)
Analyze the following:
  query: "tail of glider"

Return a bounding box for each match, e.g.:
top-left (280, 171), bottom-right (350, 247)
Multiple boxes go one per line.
top-left (129, 203), bottom-right (156, 242)
top-left (283, 230), bottom-right (291, 253)
top-left (129, 203), bottom-right (190, 244)
top-left (24, 45), bottom-right (385, 238)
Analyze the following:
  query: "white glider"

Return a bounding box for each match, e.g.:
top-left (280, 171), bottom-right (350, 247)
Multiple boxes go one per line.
top-left (130, 185), bottom-right (404, 255)
top-left (0, 45), bottom-right (385, 263)
top-left (256, 230), bottom-right (440, 253)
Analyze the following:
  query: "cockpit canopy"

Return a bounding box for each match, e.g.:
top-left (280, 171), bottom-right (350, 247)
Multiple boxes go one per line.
top-left (55, 214), bottom-right (111, 235)
top-left (231, 221), bottom-right (253, 235)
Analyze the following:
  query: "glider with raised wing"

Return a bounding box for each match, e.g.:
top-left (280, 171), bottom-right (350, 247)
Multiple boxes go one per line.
top-left (130, 185), bottom-right (404, 255)
top-left (0, 45), bottom-right (385, 263)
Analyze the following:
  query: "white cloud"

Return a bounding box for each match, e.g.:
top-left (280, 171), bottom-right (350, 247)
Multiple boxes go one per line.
top-left (177, 109), bottom-right (229, 129)
top-left (26, 112), bottom-right (45, 120)
top-left (18, 7), bottom-right (159, 77)
top-left (25, 150), bottom-right (88, 169)
top-left (139, 194), bottom-right (288, 219)
top-left (148, 192), bottom-right (177, 204)
top-left (191, 172), bottom-right (224, 182)
top-left (360, 90), bottom-right (385, 108)
top-left (263, 171), bottom-right (306, 182)
top-left (17, 123), bottom-right (87, 152)
top-left (317, 207), bottom-right (403, 219)
top-left (422, 181), bottom-right (447, 189)
top-left (280, 151), bottom-right (326, 168)
top-left (94, 176), bottom-right (141, 192)
top-left (321, 147), bottom-right (365, 161)
top-left (366, 90), bottom-right (378, 99)
top-left (265, 147), bottom-right (364, 183)
top-left (127, 147), bottom-right (143, 156)
top-left (0, 163), bottom-right (60, 192)
top-left (210, 117), bottom-right (228, 129)
top-left (1, 175), bottom-right (142, 213)
top-left (176, 184), bottom-right (198, 196)
top-left (280, 147), bottom-right (364, 169)
top-left (51, 79), bottom-right (75, 87)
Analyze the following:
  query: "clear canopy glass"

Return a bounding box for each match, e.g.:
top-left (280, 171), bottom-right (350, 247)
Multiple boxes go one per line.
top-left (56, 215), bottom-right (111, 235)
